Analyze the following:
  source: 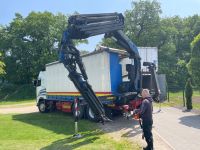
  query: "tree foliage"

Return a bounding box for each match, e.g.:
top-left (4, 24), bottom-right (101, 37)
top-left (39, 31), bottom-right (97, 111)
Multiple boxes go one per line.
top-left (0, 53), bottom-right (5, 75)
top-left (0, 12), bottom-right (87, 84)
top-left (0, 27), bottom-right (6, 76)
top-left (124, 0), bottom-right (161, 47)
top-left (1, 12), bottom-right (59, 83)
top-left (187, 33), bottom-right (200, 87)
top-left (101, 0), bottom-right (200, 90)
top-left (1, 1), bottom-right (200, 90)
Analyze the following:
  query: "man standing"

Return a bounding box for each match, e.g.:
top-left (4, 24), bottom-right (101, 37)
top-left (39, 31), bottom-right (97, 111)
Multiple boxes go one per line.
top-left (134, 89), bottom-right (154, 150)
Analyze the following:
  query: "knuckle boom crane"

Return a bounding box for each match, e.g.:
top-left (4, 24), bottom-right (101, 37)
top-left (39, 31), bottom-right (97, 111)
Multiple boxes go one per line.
top-left (59, 13), bottom-right (158, 123)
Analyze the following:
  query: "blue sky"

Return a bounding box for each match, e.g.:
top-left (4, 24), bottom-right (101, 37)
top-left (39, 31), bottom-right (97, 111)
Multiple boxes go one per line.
top-left (1, 0), bottom-right (200, 51)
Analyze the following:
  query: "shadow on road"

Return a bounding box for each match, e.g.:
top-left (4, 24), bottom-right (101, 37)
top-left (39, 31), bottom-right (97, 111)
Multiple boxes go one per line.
top-left (179, 115), bottom-right (200, 129)
top-left (40, 131), bottom-right (101, 150)
top-left (121, 126), bottom-right (142, 138)
top-left (98, 116), bottom-right (142, 139)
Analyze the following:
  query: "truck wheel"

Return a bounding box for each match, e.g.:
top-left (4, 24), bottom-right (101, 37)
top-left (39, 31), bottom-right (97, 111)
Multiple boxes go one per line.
top-left (86, 106), bottom-right (99, 122)
top-left (72, 103), bottom-right (85, 119)
top-left (38, 100), bottom-right (49, 113)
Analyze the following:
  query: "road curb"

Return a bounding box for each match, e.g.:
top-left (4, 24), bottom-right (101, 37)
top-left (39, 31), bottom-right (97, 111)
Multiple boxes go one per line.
top-left (153, 129), bottom-right (175, 150)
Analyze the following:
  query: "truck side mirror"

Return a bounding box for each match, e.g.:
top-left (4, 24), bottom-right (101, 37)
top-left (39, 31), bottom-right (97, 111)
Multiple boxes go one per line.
top-left (33, 79), bottom-right (41, 87)
top-left (33, 80), bottom-right (37, 87)
top-left (37, 80), bottom-right (41, 86)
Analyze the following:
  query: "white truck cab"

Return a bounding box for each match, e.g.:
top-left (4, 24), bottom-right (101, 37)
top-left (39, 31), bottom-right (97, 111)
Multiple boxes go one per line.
top-left (35, 71), bottom-right (47, 106)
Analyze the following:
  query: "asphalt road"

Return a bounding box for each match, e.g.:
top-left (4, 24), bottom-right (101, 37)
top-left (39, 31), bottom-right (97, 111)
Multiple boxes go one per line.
top-left (153, 107), bottom-right (200, 150)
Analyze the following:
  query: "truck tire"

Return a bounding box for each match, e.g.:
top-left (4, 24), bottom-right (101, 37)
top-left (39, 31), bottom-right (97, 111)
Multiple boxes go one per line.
top-left (38, 100), bottom-right (49, 113)
top-left (86, 106), bottom-right (99, 122)
top-left (72, 103), bottom-right (85, 119)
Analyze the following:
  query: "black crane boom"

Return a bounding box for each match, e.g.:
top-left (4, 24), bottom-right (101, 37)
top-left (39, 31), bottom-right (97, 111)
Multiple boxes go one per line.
top-left (59, 13), bottom-right (142, 123)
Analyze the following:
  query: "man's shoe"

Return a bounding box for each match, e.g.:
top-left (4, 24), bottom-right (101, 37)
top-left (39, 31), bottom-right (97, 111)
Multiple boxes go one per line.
top-left (143, 147), bottom-right (154, 150)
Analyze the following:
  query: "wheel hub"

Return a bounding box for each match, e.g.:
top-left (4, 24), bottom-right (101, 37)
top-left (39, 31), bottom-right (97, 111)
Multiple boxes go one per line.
top-left (40, 103), bottom-right (45, 111)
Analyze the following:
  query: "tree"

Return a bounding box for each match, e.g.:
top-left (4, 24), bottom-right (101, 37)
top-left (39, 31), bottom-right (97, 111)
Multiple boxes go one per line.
top-left (100, 38), bottom-right (122, 49)
top-left (0, 12), bottom-right (87, 84)
top-left (100, 1), bottom-right (194, 90)
top-left (2, 12), bottom-right (65, 84)
top-left (158, 16), bottom-right (190, 90)
top-left (124, 0), bottom-right (162, 47)
top-left (101, 0), bottom-right (162, 48)
top-left (0, 53), bottom-right (5, 75)
top-left (158, 43), bottom-right (179, 89)
top-left (187, 33), bottom-right (200, 88)
top-left (185, 78), bottom-right (193, 110)
top-left (0, 27), bottom-right (7, 79)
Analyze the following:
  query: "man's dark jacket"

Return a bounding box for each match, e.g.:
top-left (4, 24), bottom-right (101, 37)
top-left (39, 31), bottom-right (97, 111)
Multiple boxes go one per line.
top-left (140, 97), bottom-right (153, 124)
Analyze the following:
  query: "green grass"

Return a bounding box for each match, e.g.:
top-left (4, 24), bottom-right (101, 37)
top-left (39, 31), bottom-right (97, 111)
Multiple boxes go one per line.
top-left (156, 91), bottom-right (200, 110)
top-left (0, 84), bottom-right (35, 105)
top-left (0, 112), bottom-right (140, 150)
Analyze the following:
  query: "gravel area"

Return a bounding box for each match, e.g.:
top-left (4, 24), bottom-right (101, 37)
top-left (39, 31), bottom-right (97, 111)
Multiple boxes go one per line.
top-left (0, 105), bottom-right (38, 114)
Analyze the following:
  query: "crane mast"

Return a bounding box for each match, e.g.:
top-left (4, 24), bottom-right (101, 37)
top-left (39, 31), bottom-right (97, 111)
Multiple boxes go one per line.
top-left (59, 13), bottom-right (142, 122)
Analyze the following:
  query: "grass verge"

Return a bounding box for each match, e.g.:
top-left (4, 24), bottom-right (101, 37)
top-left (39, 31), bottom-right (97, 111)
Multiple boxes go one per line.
top-left (155, 91), bottom-right (200, 110)
top-left (0, 112), bottom-right (140, 150)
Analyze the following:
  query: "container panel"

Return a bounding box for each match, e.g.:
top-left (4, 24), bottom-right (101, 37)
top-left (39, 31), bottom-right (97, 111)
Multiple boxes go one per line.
top-left (46, 51), bottom-right (111, 94)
